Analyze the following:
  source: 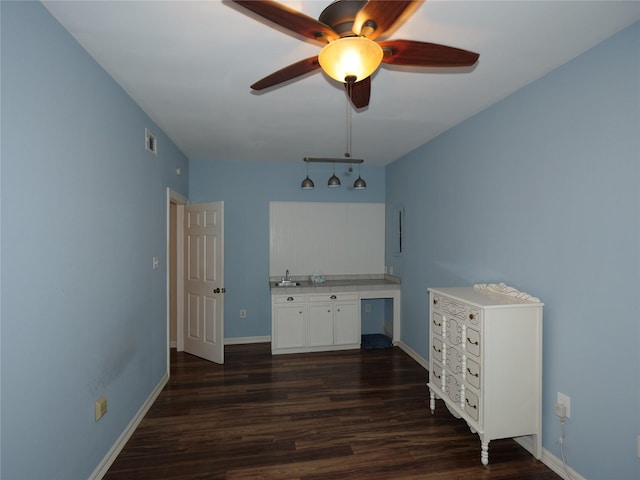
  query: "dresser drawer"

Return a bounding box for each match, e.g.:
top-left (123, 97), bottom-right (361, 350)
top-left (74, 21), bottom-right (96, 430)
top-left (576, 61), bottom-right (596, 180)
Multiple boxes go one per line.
top-left (465, 356), bottom-right (481, 389)
top-left (466, 326), bottom-right (481, 357)
top-left (431, 360), bottom-right (445, 389)
top-left (465, 388), bottom-right (480, 422)
top-left (431, 336), bottom-right (444, 363)
top-left (431, 311), bottom-right (444, 336)
top-left (440, 297), bottom-right (482, 325)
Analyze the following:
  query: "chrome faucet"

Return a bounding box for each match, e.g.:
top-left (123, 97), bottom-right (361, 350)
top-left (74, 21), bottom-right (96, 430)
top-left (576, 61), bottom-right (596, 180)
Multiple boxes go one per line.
top-left (283, 269), bottom-right (291, 282)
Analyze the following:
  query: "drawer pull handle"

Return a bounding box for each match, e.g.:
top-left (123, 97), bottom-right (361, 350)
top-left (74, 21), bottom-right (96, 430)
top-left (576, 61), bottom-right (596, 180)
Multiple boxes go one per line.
top-left (287, 297), bottom-right (294, 301)
top-left (469, 313), bottom-right (475, 320)
top-left (467, 337), bottom-right (479, 346)
top-left (466, 398), bottom-right (478, 410)
top-left (434, 320), bottom-right (441, 327)
top-left (467, 368), bottom-right (479, 378)
top-left (433, 345), bottom-right (441, 353)
top-left (330, 295), bottom-right (337, 300)
top-left (433, 299), bottom-right (438, 305)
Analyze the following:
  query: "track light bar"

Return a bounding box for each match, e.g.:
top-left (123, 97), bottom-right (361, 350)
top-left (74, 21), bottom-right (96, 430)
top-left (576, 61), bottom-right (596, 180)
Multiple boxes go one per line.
top-left (304, 157), bottom-right (364, 164)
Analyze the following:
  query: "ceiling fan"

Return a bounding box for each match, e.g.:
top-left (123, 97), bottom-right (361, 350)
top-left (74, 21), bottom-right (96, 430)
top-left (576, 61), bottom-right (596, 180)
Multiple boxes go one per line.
top-left (232, 0), bottom-right (480, 108)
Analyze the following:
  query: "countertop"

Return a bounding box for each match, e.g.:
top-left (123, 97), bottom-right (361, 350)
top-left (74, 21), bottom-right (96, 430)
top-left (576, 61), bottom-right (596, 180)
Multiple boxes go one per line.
top-left (269, 274), bottom-right (401, 294)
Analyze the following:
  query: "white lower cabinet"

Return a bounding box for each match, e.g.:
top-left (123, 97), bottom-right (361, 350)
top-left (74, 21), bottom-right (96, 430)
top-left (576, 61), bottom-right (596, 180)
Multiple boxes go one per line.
top-left (272, 295), bottom-right (306, 351)
top-left (334, 298), bottom-right (359, 345)
top-left (427, 284), bottom-right (543, 466)
top-left (272, 292), bottom-right (360, 354)
top-left (307, 300), bottom-right (334, 347)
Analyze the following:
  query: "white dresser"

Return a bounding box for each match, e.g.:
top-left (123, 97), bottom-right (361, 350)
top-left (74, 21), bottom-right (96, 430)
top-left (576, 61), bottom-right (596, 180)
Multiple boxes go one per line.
top-left (427, 284), bottom-right (543, 465)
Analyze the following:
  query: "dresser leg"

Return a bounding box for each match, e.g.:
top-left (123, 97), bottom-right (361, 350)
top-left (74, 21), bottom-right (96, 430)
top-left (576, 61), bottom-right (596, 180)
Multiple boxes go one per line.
top-left (429, 389), bottom-right (435, 414)
top-left (481, 440), bottom-right (490, 465)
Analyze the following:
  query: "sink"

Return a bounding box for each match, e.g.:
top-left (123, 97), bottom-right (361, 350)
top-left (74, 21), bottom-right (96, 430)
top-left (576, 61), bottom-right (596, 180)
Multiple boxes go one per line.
top-left (274, 281), bottom-right (300, 287)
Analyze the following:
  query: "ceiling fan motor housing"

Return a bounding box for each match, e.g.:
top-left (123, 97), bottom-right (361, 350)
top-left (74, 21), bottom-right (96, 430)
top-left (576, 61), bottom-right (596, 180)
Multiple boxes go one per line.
top-left (319, 0), bottom-right (368, 37)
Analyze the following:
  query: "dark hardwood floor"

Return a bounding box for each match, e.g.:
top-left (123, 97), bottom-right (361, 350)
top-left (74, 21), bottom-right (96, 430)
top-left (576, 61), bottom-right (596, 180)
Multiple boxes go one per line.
top-left (104, 343), bottom-right (560, 480)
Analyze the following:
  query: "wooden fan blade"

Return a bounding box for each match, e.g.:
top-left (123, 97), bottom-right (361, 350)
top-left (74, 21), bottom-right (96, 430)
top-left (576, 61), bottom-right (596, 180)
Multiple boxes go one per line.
top-left (344, 77), bottom-right (371, 109)
top-left (233, 0), bottom-right (338, 43)
top-left (353, 1), bottom-right (423, 40)
top-left (251, 56), bottom-right (321, 90)
top-left (379, 39), bottom-right (479, 67)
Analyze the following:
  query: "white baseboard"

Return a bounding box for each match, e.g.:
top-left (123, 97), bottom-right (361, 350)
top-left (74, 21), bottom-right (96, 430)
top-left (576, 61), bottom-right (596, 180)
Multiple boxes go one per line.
top-left (225, 336), bottom-right (270, 345)
top-left (397, 340), bottom-right (430, 371)
top-left (89, 373), bottom-right (169, 480)
top-left (515, 437), bottom-right (585, 480)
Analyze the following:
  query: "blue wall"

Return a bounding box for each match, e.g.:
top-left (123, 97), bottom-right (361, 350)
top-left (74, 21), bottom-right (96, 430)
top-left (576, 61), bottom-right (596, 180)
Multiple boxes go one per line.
top-left (2, 2), bottom-right (638, 479)
top-left (189, 159), bottom-right (385, 339)
top-left (385, 22), bottom-right (640, 479)
top-left (1, 2), bottom-right (188, 478)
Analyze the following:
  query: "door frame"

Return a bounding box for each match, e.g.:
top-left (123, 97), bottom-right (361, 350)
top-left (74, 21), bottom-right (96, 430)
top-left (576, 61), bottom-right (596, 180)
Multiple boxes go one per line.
top-left (166, 188), bottom-right (187, 375)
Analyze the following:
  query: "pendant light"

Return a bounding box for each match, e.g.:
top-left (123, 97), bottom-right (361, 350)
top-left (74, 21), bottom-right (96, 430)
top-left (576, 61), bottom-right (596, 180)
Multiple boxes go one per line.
top-left (301, 160), bottom-right (314, 189)
top-left (301, 85), bottom-right (366, 190)
top-left (353, 163), bottom-right (367, 190)
top-left (327, 163), bottom-right (341, 187)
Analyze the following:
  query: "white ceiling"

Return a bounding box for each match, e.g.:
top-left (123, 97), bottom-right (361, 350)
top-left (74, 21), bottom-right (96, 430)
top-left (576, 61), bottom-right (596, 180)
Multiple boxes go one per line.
top-left (43, 1), bottom-right (640, 166)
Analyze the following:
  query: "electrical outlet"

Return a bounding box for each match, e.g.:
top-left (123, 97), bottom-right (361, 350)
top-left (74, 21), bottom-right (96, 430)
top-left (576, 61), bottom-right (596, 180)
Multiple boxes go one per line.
top-left (556, 392), bottom-right (571, 418)
top-left (240, 309), bottom-right (246, 318)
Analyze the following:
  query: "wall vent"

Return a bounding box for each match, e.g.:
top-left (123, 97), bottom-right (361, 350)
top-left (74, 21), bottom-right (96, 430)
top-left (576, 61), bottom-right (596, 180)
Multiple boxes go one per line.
top-left (145, 128), bottom-right (157, 156)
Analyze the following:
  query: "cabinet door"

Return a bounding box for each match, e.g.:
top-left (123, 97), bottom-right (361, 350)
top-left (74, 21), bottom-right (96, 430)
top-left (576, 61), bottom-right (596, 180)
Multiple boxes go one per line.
top-left (273, 304), bottom-right (306, 349)
top-left (334, 301), bottom-right (359, 345)
top-left (308, 303), bottom-right (334, 346)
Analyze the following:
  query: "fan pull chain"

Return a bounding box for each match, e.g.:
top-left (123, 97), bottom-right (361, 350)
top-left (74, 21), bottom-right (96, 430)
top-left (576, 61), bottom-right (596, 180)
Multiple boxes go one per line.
top-left (345, 84), bottom-right (352, 159)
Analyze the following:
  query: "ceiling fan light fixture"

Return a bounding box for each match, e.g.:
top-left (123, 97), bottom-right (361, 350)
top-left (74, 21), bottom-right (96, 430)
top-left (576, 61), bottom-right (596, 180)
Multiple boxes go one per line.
top-left (318, 36), bottom-right (383, 83)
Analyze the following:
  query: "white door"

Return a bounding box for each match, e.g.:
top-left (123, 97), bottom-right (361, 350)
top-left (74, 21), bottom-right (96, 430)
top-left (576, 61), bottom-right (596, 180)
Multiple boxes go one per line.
top-left (184, 202), bottom-right (224, 364)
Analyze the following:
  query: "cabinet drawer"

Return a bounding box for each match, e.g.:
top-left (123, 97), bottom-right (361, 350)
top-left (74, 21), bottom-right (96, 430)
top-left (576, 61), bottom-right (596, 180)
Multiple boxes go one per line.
top-left (430, 360), bottom-right (445, 389)
top-left (465, 357), bottom-right (481, 389)
top-left (466, 326), bottom-right (480, 357)
top-left (465, 388), bottom-right (480, 422)
top-left (441, 297), bottom-right (481, 325)
top-left (431, 336), bottom-right (444, 363)
top-left (431, 311), bottom-right (444, 336)
top-left (273, 295), bottom-right (305, 304)
top-left (308, 293), bottom-right (358, 302)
